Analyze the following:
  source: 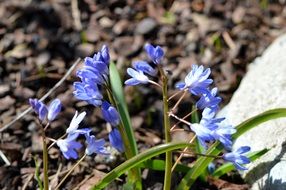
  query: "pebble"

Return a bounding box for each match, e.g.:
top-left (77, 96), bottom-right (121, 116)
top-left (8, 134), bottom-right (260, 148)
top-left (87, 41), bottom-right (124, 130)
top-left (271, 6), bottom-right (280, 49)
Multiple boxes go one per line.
top-left (135, 18), bottom-right (158, 35)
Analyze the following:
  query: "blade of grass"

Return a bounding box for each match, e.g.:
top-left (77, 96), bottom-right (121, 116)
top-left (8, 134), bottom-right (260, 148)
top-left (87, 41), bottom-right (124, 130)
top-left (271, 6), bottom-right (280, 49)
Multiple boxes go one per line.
top-left (140, 159), bottom-right (191, 173)
top-left (109, 62), bottom-right (138, 155)
top-left (191, 108), bottom-right (208, 181)
top-left (177, 108), bottom-right (286, 190)
top-left (33, 156), bottom-right (43, 190)
top-left (109, 62), bottom-right (141, 189)
top-left (92, 142), bottom-right (190, 190)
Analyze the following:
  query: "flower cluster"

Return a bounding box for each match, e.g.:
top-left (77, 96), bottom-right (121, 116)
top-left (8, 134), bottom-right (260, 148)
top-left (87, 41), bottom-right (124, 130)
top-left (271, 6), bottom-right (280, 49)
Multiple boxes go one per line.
top-left (125, 44), bottom-right (162, 86)
top-left (56, 111), bottom-right (108, 159)
top-left (73, 45), bottom-right (109, 107)
top-left (122, 42), bottom-right (250, 170)
top-left (73, 45), bottom-right (124, 153)
top-left (223, 146), bottom-right (251, 170)
top-left (29, 98), bottom-right (61, 122)
top-left (29, 98), bottom-right (109, 159)
top-left (177, 64), bottom-right (250, 170)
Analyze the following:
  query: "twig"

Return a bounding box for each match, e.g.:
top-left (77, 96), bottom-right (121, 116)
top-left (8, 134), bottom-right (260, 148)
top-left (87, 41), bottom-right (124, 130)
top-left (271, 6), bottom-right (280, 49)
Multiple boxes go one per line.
top-left (168, 89), bottom-right (185, 102)
top-left (0, 150), bottom-right (11, 166)
top-left (172, 135), bottom-right (196, 172)
top-left (222, 31), bottom-right (236, 50)
top-left (50, 163), bottom-right (63, 189)
top-left (48, 133), bottom-right (67, 150)
top-left (148, 80), bottom-right (162, 88)
top-left (55, 154), bottom-right (87, 190)
top-left (170, 108), bottom-right (198, 131)
top-left (169, 112), bottom-right (191, 126)
top-left (170, 129), bottom-right (186, 132)
top-left (170, 90), bottom-right (187, 113)
top-left (22, 173), bottom-right (34, 190)
top-left (71, 0), bottom-right (82, 31)
top-left (176, 151), bottom-right (221, 159)
top-left (0, 58), bottom-right (81, 133)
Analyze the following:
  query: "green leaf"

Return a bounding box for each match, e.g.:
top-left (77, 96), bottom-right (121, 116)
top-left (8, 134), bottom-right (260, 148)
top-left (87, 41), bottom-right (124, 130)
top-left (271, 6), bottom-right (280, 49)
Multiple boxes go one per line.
top-left (177, 108), bottom-right (286, 190)
top-left (33, 156), bottom-right (43, 190)
top-left (109, 62), bottom-right (138, 155)
top-left (139, 159), bottom-right (191, 173)
top-left (191, 108), bottom-right (208, 180)
top-left (109, 62), bottom-right (141, 189)
top-left (212, 148), bottom-right (269, 178)
top-left (122, 183), bottom-right (134, 190)
top-left (91, 142), bottom-right (190, 190)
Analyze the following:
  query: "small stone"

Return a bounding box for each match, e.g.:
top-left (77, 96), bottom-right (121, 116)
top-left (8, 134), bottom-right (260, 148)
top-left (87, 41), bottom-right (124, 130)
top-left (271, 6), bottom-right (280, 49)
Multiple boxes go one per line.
top-left (232, 6), bottom-right (246, 24)
top-left (186, 29), bottom-right (200, 42)
top-left (14, 87), bottom-right (35, 99)
top-left (0, 85), bottom-right (10, 97)
top-left (36, 52), bottom-right (50, 67)
top-left (85, 28), bottom-right (99, 43)
top-left (76, 43), bottom-right (95, 57)
top-left (135, 18), bottom-right (157, 35)
top-left (192, 13), bottom-right (223, 36)
top-left (113, 36), bottom-right (143, 57)
top-left (99, 17), bottom-right (114, 28)
top-left (113, 19), bottom-right (129, 35)
top-left (0, 96), bottom-right (15, 111)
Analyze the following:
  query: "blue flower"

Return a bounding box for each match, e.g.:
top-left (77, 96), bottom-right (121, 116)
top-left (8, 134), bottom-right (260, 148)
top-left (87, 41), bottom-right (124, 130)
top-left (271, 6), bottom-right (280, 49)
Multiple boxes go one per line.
top-left (101, 101), bottom-right (120, 126)
top-left (132, 61), bottom-right (157, 76)
top-left (176, 65), bottom-right (213, 96)
top-left (73, 45), bottom-right (111, 106)
top-left (47, 99), bottom-right (62, 121)
top-left (109, 128), bottom-right (124, 152)
top-left (144, 43), bottom-right (164, 64)
top-left (29, 98), bottom-right (62, 122)
top-left (66, 111), bottom-right (91, 135)
top-left (190, 108), bottom-right (226, 148)
top-left (192, 108), bottom-right (236, 149)
top-left (208, 162), bottom-right (216, 174)
top-left (124, 68), bottom-right (149, 86)
top-left (196, 88), bottom-right (221, 112)
top-left (56, 133), bottom-right (82, 159)
top-left (212, 122), bottom-right (236, 149)
top-left (83, 45), bottom-right (110, 76)
top-left (190, 123), bottom-right (214, 148)
top-left (76, 69), bottom-right (105, 85)
top-left (83, 58), bottom-right (108, 77)
top-left (200, 108), bottom-right (224, 130)
top-left (223, 146), bottom-right (251, 170)
top-left (29, 98), bottom-right (48, 121)
top-left (99, 45), bottom-right (110, 64)
top-left (73, 82), bottom-right (103, 107)
top-left (85, 134), bottom-right (109, 155)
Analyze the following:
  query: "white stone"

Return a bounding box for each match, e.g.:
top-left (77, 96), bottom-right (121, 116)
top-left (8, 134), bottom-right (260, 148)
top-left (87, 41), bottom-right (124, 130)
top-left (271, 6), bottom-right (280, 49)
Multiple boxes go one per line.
top-left (222, 34), bottom-right (286, 190)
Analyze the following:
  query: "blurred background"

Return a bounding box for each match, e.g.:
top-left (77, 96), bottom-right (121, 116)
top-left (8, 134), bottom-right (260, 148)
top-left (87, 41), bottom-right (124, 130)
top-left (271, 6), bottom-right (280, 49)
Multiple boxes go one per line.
top-left (0, 0), bottom-right (286, 189)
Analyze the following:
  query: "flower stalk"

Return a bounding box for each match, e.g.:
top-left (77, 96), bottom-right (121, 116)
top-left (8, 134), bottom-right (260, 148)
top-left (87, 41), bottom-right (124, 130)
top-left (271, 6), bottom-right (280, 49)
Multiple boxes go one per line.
top-left (106, 84), bottom-right (142, 189)
top-left (42, 123), bottom-right (49, 190)
top-left (159, 66), bottom-right (172, 190)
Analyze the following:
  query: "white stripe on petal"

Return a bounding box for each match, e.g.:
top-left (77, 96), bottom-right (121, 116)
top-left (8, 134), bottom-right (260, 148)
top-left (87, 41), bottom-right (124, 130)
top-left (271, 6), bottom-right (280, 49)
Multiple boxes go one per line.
top-left (66, 111), bottom-right (86, 134)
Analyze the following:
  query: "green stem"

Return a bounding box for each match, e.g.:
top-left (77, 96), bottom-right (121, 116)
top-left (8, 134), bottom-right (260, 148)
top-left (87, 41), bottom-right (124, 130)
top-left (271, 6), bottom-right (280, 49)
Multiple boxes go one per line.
top-left (42, 123), bottom-right (49, 190)
top-left (106, 84), bottom-right (142, 189)
top-left (55, 154), bottom-right (87, 190)
top-left (159, 66), bottom-right (172, 190)
top-left (105, 86), bottom-right (134, 159)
